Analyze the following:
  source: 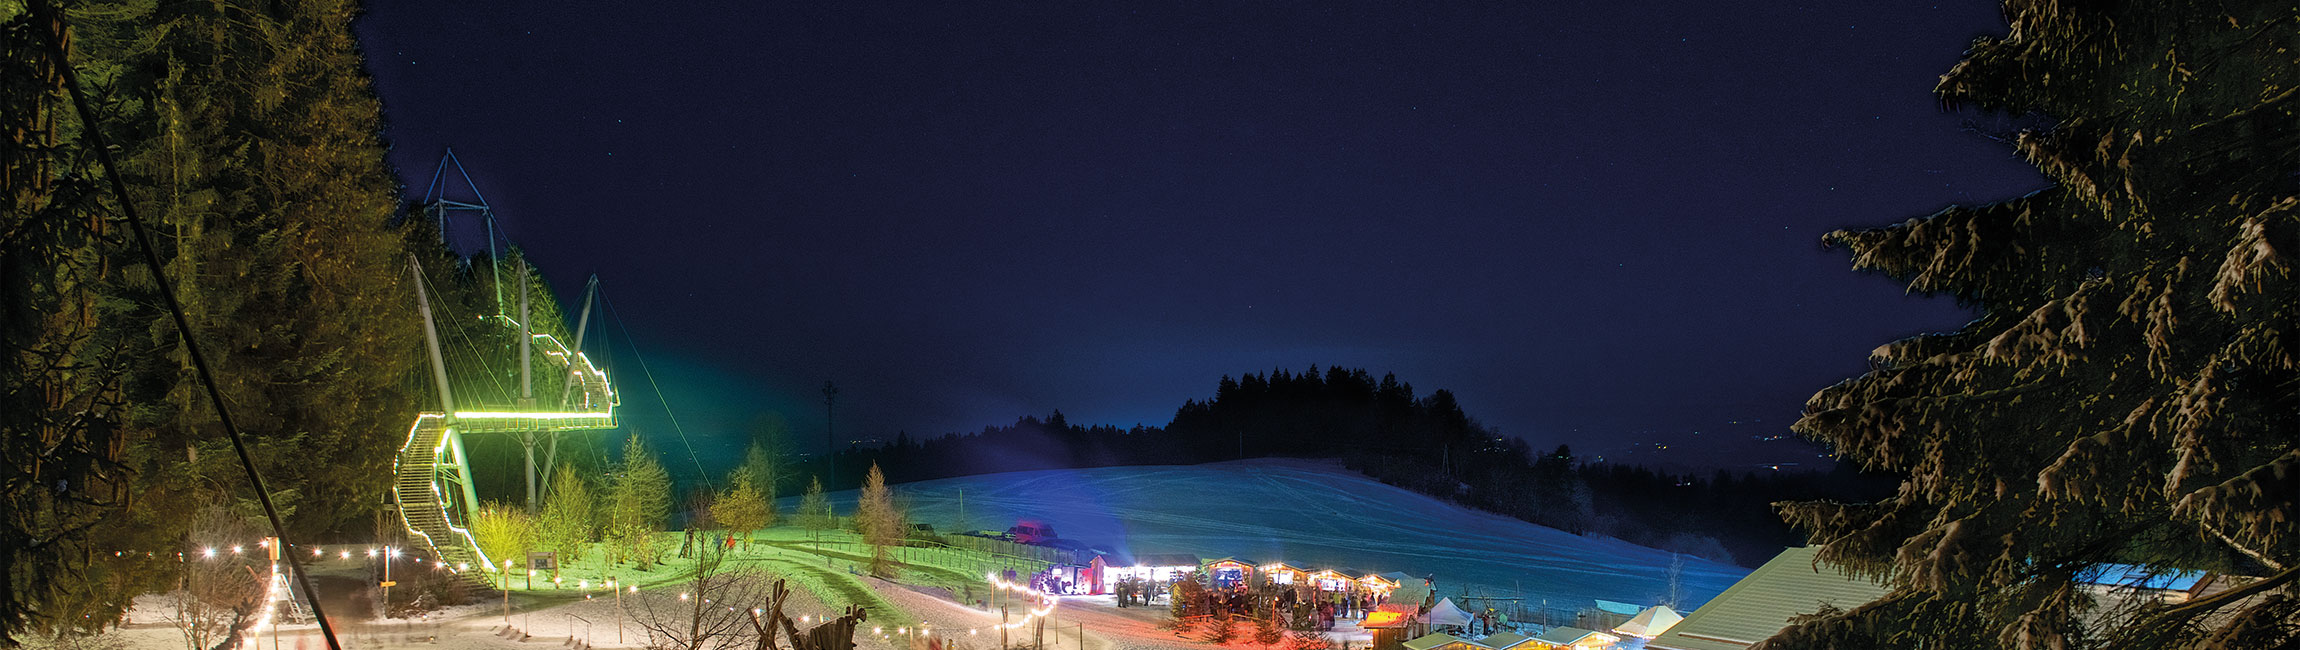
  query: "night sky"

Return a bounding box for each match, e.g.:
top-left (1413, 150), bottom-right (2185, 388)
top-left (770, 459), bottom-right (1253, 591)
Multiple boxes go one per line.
top-left (353, 2), bottom-right (2043, 474)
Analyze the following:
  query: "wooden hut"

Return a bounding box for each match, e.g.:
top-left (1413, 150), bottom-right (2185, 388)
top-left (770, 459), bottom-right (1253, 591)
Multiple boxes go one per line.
top-left (1310, 569), bottom-right (1356, 592)
top-left (1204, 557), bottom-right (1257, 588)
top-left (1260, 562), bottom-right (1308, 586)
top-left (1359, 572), bottom-right (1401, 598)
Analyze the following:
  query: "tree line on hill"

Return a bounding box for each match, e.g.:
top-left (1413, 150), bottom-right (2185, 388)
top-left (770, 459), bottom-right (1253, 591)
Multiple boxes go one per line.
top-left (833, 366), bottom-right (1890, 566)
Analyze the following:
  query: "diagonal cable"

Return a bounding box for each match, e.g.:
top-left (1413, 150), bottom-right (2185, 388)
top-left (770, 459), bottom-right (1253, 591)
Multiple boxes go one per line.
top-left (599, 288), bottom-right (714, 492)
top-left (26, 1), bottom-right (341, 647)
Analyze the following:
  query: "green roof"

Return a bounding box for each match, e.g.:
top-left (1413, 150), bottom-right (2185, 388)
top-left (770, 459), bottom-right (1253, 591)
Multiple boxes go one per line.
top-left (1530, 626), bottom-right (1612, 646)
top-left (1593, 599), bottom-right (1642, 616)
top-left (1475, 632), bottom-right (1532, 649)
top-left (1648, 547), bottom-right (1891, 650)
top-left (1402, 633), bottom-right (1464, 650)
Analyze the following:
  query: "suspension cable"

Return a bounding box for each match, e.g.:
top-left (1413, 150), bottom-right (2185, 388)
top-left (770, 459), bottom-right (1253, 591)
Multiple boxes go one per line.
top-left (599, 288), bottom-right (715, 492)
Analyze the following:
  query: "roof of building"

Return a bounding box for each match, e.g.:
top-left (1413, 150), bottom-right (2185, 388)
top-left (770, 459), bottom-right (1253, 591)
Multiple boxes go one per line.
top-left (1204, 556), bottom-right (1258, 568)
top-left (1474, 631), bottom-right (1534, 649)
top-left (1361, 610), bottom-right (1413, 629)
top-left (2078, 563), bottom-right (2208, 591)
top-left (1647, 546), bottom-right (1891, 650)
top-left (1593, 599), bottom-right (1642, 616)
top-left (1529, 626), bottom-right (1615, 646)
top-left (1613, 605), bottom-right (1685, 638)
top-left (1402, 633), bottom-right (1465, 650)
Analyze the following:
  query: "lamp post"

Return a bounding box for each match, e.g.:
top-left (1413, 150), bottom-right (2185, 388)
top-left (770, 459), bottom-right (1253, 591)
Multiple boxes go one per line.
top-left (616, 580), bottom-right (629, 643)
top-left (502, 559), bottom-right (515, 624)
top-left (381, 546), bottom-right (396, 614)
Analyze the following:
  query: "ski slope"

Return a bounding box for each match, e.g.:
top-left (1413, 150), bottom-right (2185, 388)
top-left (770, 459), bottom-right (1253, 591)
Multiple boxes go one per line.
top-left (808, 459), bottom-right (1748, 610)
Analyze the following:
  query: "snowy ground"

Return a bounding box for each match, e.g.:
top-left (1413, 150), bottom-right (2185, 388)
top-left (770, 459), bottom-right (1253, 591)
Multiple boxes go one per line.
top-left (39, 459), bottom-right (1741, 650)
top-left (803, 459), bottom-right (1748, 611)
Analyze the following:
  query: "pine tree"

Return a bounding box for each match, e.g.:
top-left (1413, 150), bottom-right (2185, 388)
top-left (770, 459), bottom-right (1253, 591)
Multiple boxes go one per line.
top-left (1200, 617), bottom-right (1234, 645)
top-left (739, 442), bottom-right (781, 527)
top-left (800, 475), bottom-right (832, 549)
top-left (608, 435), bottom-right (672, 569)
top-left (1771, 3), bottom-right (2300, 648)
top-left (712, 473), bottom-right (770, 549)
top-left (4, 0), bottom-right (418, 639)
top-left (537, 463), bottom-right (594, 570)
top-left (856, 463), bottom-right (902, 578)
top-left (1253, 611), bottom-right (1284, 646)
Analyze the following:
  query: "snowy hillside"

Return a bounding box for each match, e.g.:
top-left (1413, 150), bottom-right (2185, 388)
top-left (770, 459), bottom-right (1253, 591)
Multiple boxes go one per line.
top-left (801, 459), bottom-right (1748, 610)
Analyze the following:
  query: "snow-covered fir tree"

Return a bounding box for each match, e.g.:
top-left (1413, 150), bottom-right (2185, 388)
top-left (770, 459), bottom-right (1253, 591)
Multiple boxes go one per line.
top-left (1770, 2), bottom-right (2299, 648)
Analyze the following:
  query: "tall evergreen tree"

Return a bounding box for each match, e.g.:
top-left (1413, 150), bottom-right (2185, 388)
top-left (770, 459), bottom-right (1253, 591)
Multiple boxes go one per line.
top-left (537, 463), bottom-right (594, 570)
top-left (608, 435), bottom-right (672, 569)
top-left (799, 476), bottom-right (831, 549)
top-left (855, 463), bottom-right (901, 578)
top-left (1772, 3), bottom-right (2300, 648)
top-left (4, 0), bottom-right (417, 640)
top-left (737, 441), bottom-right (780, 527)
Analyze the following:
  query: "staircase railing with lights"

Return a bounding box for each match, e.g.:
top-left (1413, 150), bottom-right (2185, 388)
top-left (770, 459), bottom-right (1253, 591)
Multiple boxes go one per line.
top-left (394, 258), bottom-right (618, 587)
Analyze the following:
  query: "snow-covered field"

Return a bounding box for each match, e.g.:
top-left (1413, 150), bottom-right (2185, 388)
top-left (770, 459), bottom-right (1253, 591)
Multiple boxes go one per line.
top-left (808, 459), bottom-right (1749, 610)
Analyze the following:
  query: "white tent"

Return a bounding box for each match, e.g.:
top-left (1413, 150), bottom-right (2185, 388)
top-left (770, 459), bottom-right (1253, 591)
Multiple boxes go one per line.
top-left (1612, 605), bottom-right (1684, 638)
top-left (1425, 597), bottom-right (1472, 628)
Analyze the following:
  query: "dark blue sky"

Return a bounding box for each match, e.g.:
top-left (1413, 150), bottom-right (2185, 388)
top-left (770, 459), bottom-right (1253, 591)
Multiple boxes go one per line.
top-left (354, 2), bottom-right (2042, 472)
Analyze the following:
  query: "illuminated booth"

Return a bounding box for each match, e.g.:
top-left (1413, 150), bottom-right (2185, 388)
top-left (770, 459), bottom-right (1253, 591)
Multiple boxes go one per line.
top-left (1311, 569), bottom-right (1358, 592)
top-left (1205, 557), bottom-right (1257, 588)
top-left (1261, 562), bottom-right (1308, 586)
top-left (1092, 552), bottom-right (1201, 593)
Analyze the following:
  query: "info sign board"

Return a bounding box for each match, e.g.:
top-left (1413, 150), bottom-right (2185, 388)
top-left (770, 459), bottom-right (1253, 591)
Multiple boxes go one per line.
top-left (527, 551), bottom-right (558, 572)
